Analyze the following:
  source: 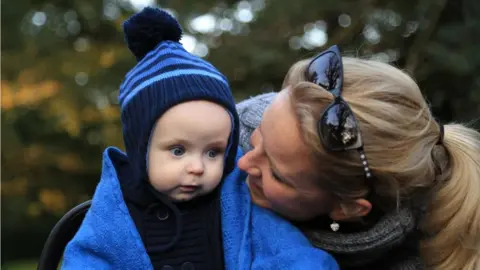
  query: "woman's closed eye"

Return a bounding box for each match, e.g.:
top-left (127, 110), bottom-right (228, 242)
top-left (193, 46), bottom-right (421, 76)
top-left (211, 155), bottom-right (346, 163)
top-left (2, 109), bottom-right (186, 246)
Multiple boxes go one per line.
top-left (271, 169), bottom-right (294, 187)
top-left (271, 170), bottom-right (284, 183)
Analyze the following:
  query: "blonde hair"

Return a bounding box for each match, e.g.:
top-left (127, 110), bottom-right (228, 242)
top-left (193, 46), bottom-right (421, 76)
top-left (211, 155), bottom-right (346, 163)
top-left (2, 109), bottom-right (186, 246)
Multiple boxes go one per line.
top-left (283, 56), bottom-right (480, 269)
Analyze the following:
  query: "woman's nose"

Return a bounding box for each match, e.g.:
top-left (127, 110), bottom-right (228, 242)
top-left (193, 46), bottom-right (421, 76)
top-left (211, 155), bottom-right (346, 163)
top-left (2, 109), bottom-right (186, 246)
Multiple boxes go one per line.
top-left (238, 149), bottom-right (262, 177)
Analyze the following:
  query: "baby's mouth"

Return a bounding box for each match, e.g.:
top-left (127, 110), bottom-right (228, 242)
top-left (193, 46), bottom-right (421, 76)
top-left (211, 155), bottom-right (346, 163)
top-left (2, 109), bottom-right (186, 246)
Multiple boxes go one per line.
top-left (179, 185), bottom-right (199, 193)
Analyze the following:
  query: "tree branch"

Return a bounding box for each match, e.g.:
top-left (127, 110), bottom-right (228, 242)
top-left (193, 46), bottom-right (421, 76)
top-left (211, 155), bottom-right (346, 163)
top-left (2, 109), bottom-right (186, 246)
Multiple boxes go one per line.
top-left (405, 0), bottom-right (448, 74)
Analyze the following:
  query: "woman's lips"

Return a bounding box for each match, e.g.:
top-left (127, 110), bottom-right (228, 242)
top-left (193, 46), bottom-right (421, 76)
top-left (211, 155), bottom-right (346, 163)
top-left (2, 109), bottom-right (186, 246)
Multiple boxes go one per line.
top-left (246, 177), bottom-right (270, 208)
top-left (247, 178), bottom-right (262, 195)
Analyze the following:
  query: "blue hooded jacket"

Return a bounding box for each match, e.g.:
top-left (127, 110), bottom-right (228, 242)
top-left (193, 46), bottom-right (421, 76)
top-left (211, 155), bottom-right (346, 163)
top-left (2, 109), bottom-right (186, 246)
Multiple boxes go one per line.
top-left (61, 147), bottom-right (338, 269)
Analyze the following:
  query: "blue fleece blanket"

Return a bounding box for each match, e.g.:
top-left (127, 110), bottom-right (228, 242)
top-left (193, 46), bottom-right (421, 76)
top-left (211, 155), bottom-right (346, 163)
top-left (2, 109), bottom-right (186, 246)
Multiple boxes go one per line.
top-left (61, 147), bottom-right (338, 269)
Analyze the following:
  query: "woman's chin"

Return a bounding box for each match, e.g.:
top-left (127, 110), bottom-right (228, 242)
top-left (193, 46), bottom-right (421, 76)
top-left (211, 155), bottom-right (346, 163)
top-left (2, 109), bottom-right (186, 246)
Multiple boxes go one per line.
top-left (251, 194), bottom-right (271, 209)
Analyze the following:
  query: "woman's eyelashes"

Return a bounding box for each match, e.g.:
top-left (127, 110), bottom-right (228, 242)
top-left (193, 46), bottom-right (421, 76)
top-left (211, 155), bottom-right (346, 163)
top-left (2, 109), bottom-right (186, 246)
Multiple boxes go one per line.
top-left (271, 169), bottom-right (293, 187)
top-left (271, 170), bottom-right (285, 183)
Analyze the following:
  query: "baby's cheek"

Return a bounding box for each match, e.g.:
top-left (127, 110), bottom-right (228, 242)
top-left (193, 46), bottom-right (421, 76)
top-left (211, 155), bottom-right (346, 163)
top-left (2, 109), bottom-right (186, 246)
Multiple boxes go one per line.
top-left (149, 165), bottom-right (174, 186)
top-left (147, 161), bottom-right (162, 178)
top-left (211, 162), bottom-right (225, 183)
top-left (147, 168), bottom-right (163, 188)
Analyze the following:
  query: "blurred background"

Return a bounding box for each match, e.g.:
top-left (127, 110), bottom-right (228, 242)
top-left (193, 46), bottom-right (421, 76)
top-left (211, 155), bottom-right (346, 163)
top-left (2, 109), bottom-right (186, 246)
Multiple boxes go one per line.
top-left (2, 0), bottom-right (480, 268)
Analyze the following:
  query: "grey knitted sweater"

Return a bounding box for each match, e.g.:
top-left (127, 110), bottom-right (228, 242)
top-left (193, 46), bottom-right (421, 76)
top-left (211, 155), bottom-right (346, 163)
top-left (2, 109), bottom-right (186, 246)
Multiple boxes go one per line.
top-left (236, 92), bottom-right (425, 270)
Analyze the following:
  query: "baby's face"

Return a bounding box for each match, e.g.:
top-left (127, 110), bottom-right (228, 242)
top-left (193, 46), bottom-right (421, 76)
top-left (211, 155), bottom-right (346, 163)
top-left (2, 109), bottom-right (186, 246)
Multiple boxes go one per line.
top-left (147, 100), bottom-right (231, 202)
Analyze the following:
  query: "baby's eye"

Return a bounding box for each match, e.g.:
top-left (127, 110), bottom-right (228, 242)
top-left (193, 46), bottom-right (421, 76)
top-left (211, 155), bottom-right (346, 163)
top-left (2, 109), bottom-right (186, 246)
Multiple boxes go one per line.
top-left (207, 149), bottom-right (219, 158)
top-left (170, 146), bottom-right (185, 157)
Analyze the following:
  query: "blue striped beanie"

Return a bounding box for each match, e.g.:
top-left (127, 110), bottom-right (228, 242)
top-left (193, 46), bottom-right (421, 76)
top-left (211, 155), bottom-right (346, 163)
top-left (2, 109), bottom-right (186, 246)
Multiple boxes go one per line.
top-left (119, 7), bottom-right (239, 182)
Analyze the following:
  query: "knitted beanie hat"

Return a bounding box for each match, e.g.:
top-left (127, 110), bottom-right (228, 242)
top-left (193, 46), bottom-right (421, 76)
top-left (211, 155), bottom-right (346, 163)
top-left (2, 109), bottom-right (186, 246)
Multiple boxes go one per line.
top-left (119, 7), bottom-right (239, 182)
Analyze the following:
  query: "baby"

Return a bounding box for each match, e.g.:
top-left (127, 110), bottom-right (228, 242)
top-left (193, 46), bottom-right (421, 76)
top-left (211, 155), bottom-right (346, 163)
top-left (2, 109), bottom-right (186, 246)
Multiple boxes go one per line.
top-left (62, 7), bottom-right (239, 270)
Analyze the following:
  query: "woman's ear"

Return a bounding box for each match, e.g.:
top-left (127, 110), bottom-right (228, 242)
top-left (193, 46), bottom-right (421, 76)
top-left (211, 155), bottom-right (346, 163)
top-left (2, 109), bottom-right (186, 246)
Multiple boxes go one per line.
top-left (329, 199), bottom-right (372, 221)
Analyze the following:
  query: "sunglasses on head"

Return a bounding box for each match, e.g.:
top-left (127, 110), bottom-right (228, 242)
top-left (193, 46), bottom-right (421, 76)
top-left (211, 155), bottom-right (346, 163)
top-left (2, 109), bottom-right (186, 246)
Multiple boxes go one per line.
top-left (305, 45), bottom-right (373, 183)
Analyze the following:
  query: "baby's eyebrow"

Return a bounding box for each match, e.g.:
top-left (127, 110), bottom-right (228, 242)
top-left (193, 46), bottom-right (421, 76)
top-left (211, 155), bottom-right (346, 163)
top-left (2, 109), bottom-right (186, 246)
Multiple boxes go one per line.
top-left (206, 139), bottom-right (228, 148)
top-left (156, 137), bottom-right (191, 147)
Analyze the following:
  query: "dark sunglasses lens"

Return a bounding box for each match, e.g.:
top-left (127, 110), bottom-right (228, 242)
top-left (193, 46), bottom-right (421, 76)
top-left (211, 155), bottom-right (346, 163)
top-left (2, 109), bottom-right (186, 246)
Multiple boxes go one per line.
top-left (306, 52), bottom-right (342, 90)
top-left (319, 101), bottom-right (362, 151)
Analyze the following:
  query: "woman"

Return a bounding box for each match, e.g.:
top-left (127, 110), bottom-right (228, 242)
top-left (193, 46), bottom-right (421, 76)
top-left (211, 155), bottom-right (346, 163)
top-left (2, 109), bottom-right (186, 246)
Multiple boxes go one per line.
top-left (236, 45), bottom-right (480, 269)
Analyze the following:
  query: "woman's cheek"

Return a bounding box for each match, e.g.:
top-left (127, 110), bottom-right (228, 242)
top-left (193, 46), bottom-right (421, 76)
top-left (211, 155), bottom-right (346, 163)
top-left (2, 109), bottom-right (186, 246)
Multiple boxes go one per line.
top-left (263, 181), bottom-right (283, 205)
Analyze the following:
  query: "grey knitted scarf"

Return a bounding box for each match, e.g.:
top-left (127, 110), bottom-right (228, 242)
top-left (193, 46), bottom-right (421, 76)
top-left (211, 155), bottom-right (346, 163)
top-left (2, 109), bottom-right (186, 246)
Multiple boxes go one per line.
top-left (236, 92), bottom-right (424, 270)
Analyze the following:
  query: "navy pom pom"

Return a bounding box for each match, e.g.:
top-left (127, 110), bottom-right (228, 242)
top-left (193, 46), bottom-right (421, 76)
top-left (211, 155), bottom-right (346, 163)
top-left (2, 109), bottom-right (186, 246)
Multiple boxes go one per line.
top-left (123, 7), bottom-right (182, 61)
